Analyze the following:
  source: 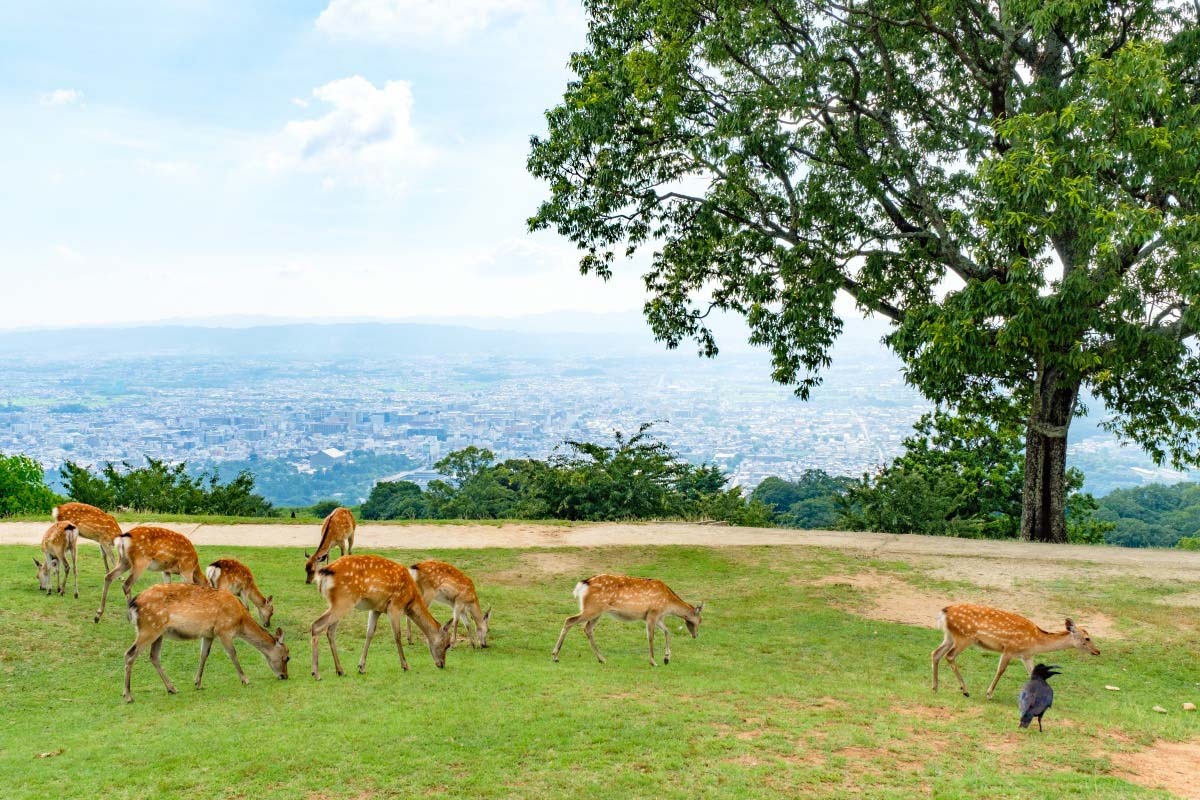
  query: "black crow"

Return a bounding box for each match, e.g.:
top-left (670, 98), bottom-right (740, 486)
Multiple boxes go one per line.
top-left (1018, 664), bottom-right (1061, 731)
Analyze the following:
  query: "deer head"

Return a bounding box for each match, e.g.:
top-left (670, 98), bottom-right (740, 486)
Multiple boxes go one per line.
top-left (428, 619), bottom-right (454, 668)
top-left (1065, 619), bottom-right (1099, 656)
top-left (685, 601), bottom-right (704, 638)
top-left (304, 552), bottom-right (329, 584)
top-left (261, 595), bottom-right (275, 628)
top-left (478, 607), bottom-right (492, 648)
top-left (265, 628), bottom-right (290, 679)
top-left (33, 556), bottom-right (54, 592)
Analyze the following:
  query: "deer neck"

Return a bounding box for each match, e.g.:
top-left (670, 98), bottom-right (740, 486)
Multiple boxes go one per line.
top-left (237, 612), bottom-right (277, 654)
top-left (1030, 630), bottom-right (1072, 654)
top-left (243, 582), bottom-right (268, 609)
top-left (406, 593), bottom-right (443, 642)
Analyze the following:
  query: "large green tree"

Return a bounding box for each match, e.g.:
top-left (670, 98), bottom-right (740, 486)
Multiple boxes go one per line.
top-left (528, 0), bottom-right (1200, 541)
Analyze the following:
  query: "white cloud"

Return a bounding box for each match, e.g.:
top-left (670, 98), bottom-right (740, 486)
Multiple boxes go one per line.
top-left (264, 76), bottom-right (429, 187)
top-left (467, 237), bottom-right (575, 277)
top-left (41, 88), bottom-right (83, 107)
top-left (316, 0), bottom-right (535, 41)
top-left (52, 244), bottom-right (83, 262)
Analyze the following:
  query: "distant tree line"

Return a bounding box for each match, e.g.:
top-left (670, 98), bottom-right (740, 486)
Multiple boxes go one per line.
top-left (361, 424), bottom-right (771, 525)
top-left (60, 458), bottom-right (274, 517)
top-left (1094, 483), bottom-right (1200, 548)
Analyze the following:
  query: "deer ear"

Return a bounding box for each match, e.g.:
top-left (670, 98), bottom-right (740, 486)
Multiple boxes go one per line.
top-left (441, 619), bottom-right (454, 633)
top-left (33, 557), bottom-right (41, 568)
top-left (304, 550), bottom-right (311, 559)
top-left (318, 553), bottom-right (329, 563)
top-left (483, 607), bottom-right (492, 620)
top-left (275, 627), bottom-right (284, 642)
top-left (1065, 618), bottom-right (1075, 632)
top-left (266, 595), bottom-right (273, 603)
top-left (696, 601), bottom-right (705, 614)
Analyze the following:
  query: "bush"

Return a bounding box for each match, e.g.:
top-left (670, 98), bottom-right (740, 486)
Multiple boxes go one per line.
top-left (0, 454), bottom-right (61, 516)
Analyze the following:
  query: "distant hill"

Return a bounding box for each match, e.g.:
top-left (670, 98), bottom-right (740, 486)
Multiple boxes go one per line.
top-left (0, 321), bottom-right (660, 360)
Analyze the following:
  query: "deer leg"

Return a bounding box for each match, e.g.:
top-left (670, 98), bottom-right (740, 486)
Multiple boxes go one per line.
top-left (100, 541), bottom-right (113, 574)
top-left (70, 543), bottom-right (79, 599)
top-left (124, 630), bottom-right (158, 702)
top-left (985, 653), bottom-right (1013, 699)
top-left (645, 613), bottom-right (659, 667)
top-left (148, 636), bottom-right (177, 695)
top-left (195, 638), bottom-right (214, 688)
top-left (406, 615), bottom-right (414, 645)
top-left (326, 621), bottom-right (344, 677)
top-left (583, 618), bottom-right (606, 664)
top-left (218, 632), bottom-right (249, 686)
top-left (1020, 655), bottom-right (1034, 676)
top-left (163, 572), bottom-right (173, 583)
top-left (310, 606), bottom-right (344, 680)
top-left (552, 613), bottom-right (584, 662)
top-left (657, 618), bottom-right (672, 664)
top-left (388, 606), bottom-right (410, 671)
top-left (122, 563), bottom-right (147, 602)
top-left (359, 610), bottom-right (379, 674)
top-left (95, 559), bottom-right (130, 622)
top-left (931, 636), bottom-right (954, 692)
top-left (944, 646), bottom-right (971, 697)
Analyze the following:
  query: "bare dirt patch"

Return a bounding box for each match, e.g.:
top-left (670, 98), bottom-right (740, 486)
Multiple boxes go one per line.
top-left (518, 551), bottom-right (590, 577)
top-left (806, 570), bottom-right (1122, 639)
top-left (1111, 740), bottom-right (1200, 799)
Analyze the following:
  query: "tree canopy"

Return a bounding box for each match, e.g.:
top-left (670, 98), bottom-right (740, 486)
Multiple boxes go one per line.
top-left (0, 454), bottom-right (60, 516)
top-left (60, 458), bottom-right (274, 517)
top-left (529, 0), bottom-right (1200, 542)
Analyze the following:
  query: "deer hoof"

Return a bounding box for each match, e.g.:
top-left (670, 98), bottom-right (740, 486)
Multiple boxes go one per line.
top-left (124, 694), bottom-right (134, 704)
top-left (358, 666), bottom-right (366, 674)
top-left (963, 691), bottom-right (971, 698)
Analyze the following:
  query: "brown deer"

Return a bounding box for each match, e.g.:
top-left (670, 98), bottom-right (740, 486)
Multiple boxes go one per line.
top-left (206, 558), bottom-right (275, 627)
top-left (123, 582), bottom-right (288, 703)
top-left (931, 604), bottom-right (1101, 699)
top-left (304, 506), bottom-right (356, 584)
top-left (310, 554), bottom-right (452, 679)
top-left (552, 574), bottom-right (704, 666)
top-left (406, 560), bottom-right (491, 648)
top-left (34, 522), bottom-right (79, 598)
top-left (52, 502), bottom-right (122, 572)
top-left (95, 526), bottom-right (206, 622)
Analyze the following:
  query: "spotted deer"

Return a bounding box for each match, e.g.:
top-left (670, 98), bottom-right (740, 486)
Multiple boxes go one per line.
top-left (552, 574), bottom-right (704, 666)
top-left (52, 502), bottom-right (122, 572)
top-left (931, 604), bottom-right (1100, 698)
top-left (309, 554), bottom-right (452, 679)
top-left (206, 558), bottom-right (275, 627)
top-left (406, 560), bottom-right (491, 648)
top-left (95, 526), bottom-right (206, 622)
top-left (123, 582), bottom-right (289, 703)
top-left (34, 522), bottom-right (79, 598)
top-left (304, 507), bottom-right (356, 584)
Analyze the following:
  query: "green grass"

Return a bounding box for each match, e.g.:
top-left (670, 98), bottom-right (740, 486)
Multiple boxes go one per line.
top-left (1, 544), bottom-right (1196, 798)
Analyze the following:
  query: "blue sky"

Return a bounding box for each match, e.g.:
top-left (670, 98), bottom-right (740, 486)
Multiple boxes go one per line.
top-left (1, 1), bottom-right (661, 328)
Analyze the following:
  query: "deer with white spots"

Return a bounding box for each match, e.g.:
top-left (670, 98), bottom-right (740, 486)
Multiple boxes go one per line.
top-left (123, 582), bottom-right (289, 703)
top-left (52, 502), bottom-right (122, 572)
top-left (304, 507), bottom-right (356, 584)
top-left (552, 574), bottom-right (703, 666)
top-left (309, 554), bottom-right (453, 679)
top-left (95, 526), bottom-right (206, 622)
top-left (407, 559), bottom-right (491, 648)
top-left (931, 603), bottom-right (1100, 698)
top-left (34, 522), bottom-right (79, 598)
top-left (206, 558), bottom-right (275, 627)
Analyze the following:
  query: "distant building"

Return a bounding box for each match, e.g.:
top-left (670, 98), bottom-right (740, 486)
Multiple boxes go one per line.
top-left (312, 447), bottom-right (347, 467)
top-left (376, 469), bottom-right (445, 489)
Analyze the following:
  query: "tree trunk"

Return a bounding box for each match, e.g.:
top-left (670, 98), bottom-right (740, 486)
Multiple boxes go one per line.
top-left (1020, 368), bottom-right (1081, 543)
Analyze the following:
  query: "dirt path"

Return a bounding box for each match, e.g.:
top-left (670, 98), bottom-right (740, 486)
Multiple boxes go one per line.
top-left (3, 521), bottom-right (1198, 581)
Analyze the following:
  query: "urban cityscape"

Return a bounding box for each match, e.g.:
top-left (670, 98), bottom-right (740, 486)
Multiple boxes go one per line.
top-left (0, 321), bottom-right (1186, 505)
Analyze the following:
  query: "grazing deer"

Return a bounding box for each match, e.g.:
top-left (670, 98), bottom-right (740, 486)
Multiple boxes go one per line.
top-left (95, 526), bottom-right (206, 622)
top-left (309, 554), bottom-right (452, 679)
top-left (52, 502), bottom-right (122, 572)
top-left (552, 574), bottom-right (704, 666)
top-left (123, 582), bottom-right (288, 703)
top-left (206, 558), bottom-right (275, 627)
top-left (406, 560), bottom-right (491, 648)
top-left (304, 507), bottom-right (356, 584)
top-left (931, 604), bottom-right (1100, 699)
top-left (34, 522), bottom-right (79, 598)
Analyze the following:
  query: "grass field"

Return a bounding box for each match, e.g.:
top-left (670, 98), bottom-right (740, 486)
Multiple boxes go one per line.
top-left (2, 542), bottom-right (1197, 798)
